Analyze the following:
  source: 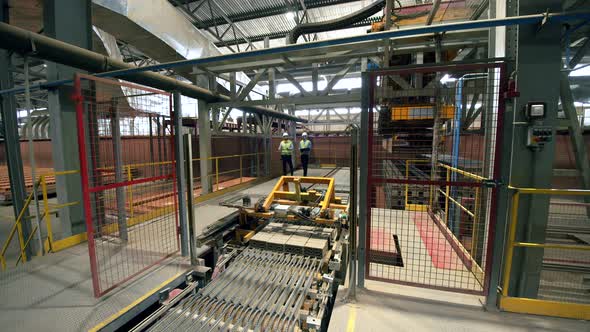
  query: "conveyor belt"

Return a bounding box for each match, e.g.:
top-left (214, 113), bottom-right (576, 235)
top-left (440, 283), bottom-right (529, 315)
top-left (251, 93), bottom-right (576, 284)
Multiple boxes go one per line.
top-left (146, 248), bottom-right (321, 332)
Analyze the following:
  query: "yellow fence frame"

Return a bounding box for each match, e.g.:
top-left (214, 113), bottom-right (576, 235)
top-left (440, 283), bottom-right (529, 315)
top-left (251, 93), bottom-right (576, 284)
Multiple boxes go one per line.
top-left (0, 170), bottom-right (80, 270)
top-left (500, 186), bottom-right (590, 320)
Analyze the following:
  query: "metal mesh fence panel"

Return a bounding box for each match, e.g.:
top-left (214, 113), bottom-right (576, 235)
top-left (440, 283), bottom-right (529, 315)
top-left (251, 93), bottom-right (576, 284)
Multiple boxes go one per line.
top-left (74, 74), bottom-right (178, 297)
top-left (540, 197), bottom-right (590, 304)
top-left (365, 62), bottom-right (506, 294)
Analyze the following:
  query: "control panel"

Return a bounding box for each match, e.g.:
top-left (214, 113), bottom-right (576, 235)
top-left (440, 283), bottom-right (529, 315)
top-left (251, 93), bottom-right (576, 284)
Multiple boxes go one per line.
top-left (523, 102), bottom-right (553, 151)
top-left (526, 126), bottom-right (553, 150)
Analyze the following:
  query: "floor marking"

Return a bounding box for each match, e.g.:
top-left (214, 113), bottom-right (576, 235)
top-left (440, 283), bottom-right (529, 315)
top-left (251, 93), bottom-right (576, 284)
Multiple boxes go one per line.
top-left (346, 305), bottom-right (357, 332)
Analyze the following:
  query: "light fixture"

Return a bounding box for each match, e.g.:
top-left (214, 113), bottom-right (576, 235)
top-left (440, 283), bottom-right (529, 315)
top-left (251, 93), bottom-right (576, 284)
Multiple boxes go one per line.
top-left (440, 74), bottom-right (456, 84)
top-left (285, 12), bottom-right (295, 20)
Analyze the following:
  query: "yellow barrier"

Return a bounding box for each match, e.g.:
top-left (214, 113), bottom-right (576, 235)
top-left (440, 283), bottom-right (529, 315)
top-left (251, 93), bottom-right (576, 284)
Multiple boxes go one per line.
top-left (0, 170), bottom-right (80, 270)
top-left (500, 187), bottom-right (590, 320)
top-left (191, 152), bottom-right (263, 191)
top-left (402, 161), bottom-right (486, 285)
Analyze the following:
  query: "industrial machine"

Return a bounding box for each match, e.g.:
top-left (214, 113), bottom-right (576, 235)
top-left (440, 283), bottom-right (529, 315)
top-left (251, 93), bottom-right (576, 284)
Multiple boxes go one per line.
top-left (129, 176), bottom-right (350, 332)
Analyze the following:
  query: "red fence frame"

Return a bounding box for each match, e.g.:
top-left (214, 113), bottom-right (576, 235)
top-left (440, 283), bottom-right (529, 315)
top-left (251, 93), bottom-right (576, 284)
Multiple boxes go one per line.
top-left (365, 62), bottom-right (507, 295)
top-left (74, 73), bottom-right (179, 297)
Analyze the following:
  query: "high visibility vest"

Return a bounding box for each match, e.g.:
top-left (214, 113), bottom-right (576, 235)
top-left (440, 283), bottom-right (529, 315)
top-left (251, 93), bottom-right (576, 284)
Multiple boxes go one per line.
top-left (280, 140), bottom-right (293, 155)
top-left (299, 140), bottom-right (311, 149)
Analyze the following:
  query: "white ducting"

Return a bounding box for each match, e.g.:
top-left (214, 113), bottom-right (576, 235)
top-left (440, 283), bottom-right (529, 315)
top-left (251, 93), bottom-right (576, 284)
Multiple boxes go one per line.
top-left (92, 0), bottom-right (261, 94)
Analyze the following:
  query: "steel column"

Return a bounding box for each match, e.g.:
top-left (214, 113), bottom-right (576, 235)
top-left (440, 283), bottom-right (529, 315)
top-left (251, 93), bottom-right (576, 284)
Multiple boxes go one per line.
top-left (0, 0), bottom-right (32, 259)
top-left (184, 133), bottom-right (197, 264)
top-left (507, 0), bottom-right (562, 298)
top-left (110, 99), bottom-right (128, 241)
top-left (43, 0), bottom-right (90, 236)
top-left (173, 92), bottom-right (189, 257)
top-left (357, 72), bottom-right (370, 287)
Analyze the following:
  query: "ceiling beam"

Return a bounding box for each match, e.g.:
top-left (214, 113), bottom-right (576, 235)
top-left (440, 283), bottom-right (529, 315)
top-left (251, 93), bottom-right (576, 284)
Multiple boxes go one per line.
top-left (175, 0), bottom-right (360, 29)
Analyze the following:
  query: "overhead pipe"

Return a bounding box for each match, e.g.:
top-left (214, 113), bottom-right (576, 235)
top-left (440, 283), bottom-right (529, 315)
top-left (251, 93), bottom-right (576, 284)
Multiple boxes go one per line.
top-left (1, 12), bottom-right (589, 95)
top-left (288, 0), bottom-right (386, 44)
top-left (0, 23), bottom-right (305, 123)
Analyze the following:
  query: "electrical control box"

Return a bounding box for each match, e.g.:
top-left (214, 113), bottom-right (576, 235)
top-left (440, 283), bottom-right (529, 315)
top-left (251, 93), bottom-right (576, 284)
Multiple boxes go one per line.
top-left (525, 102), bottom-right (547, 120)
top-left (526, 126), bottom-right (553, 150)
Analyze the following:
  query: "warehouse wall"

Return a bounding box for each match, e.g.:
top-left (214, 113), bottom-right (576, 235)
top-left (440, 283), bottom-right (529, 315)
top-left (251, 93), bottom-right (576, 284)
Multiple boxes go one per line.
top-left (1, 133), bottom-right (586, 181)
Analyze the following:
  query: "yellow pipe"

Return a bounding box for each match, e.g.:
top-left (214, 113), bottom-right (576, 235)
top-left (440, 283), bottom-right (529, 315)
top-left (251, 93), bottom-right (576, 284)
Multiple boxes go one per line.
top-left (12, 181), bottom-right (39, 263)
top-left (17, 223), bottom-right (40, 265)
top-left (41, 175), bottom-right (53, 252)
top-left (50, 201), bottom-right (79, 209)
top-left (508, 186), bottom-right (590, 195)
top-left (438, 163), bottom-right (486, 181)
top-left (513, 242), bottom-right (590, 250)
top-left (438, 189), bottom-right (474, 217)
top-left (39, 169), bottom-right (79, 177)
top-left (471, 187), bottom-right (480, 258)
top-left (501, 192), bottom-right (520, 297)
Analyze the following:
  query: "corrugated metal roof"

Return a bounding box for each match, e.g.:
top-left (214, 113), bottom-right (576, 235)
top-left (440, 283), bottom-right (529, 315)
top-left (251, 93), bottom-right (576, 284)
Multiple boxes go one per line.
top-left (177, 0), bottom-right (488, 52)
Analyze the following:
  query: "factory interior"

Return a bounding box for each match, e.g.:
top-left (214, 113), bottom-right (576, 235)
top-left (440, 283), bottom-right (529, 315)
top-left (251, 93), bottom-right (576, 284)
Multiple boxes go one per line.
top-left (0, 0), bottom-right (589, 331)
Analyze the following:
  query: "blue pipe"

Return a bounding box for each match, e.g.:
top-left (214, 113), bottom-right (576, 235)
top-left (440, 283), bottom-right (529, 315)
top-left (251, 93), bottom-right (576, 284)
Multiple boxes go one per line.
top-left (449, 73), bottom-right (487, 234)
top-left (1, 11), bottom-right (589, 96)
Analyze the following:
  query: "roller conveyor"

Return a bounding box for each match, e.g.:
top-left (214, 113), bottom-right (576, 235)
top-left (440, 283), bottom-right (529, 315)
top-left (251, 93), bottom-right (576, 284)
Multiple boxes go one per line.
top-left (143, 248), bottom-right (324, 332)
top-left (130, 176), bottom-right (349, 332)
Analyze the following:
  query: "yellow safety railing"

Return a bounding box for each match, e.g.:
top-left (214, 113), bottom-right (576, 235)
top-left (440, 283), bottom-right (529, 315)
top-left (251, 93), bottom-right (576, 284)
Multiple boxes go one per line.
top-left (191, 152), bottom-right (264, 191)
top-left (500, 187), bottom-right (590, 320)
top-left (0, 170), bottom-right (80, 271)
top-left (437, 163), bottom-right (484, 259)
top-left (402, 161), bottom-right (486, 284)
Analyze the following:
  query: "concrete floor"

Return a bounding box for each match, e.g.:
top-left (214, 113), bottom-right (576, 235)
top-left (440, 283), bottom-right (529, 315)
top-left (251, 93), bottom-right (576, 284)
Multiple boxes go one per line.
top-left (0, 168), bottom-right (344, 331)
top-left (330, 280), bottom-right (589, 332)
top-left (3, 168), bottom-right (585, 331)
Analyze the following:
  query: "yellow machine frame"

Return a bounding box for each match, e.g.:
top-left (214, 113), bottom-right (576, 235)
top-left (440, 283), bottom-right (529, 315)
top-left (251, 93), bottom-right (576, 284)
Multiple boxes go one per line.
top-left (245, 176), bottom-right (348, 225)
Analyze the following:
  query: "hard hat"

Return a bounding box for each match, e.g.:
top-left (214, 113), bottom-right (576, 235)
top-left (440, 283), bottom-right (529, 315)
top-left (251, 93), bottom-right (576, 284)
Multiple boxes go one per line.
top-left (282, 132), bottom-right (289, 137)
top-left (302, 132), bottom-right (308, 137)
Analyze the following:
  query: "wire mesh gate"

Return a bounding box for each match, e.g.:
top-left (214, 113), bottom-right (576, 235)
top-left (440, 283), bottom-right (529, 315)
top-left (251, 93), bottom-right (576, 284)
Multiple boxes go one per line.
top-left (365, 63), bottom-right (506, 294)
top-left (74, 74), bottom-right (179, 297)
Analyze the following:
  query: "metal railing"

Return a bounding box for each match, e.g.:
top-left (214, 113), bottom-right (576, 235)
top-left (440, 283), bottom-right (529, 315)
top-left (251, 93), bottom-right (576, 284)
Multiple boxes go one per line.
top-left (194, 152), bottom-right (263, 191)
top-left (500, 187), bottom-right (590, 320)
top-left (0, 170), bottom-right (79, 270)
top-left (0, 152), bottom-right (264, 271)
top-left (437, 163), bottom-right (483, 256)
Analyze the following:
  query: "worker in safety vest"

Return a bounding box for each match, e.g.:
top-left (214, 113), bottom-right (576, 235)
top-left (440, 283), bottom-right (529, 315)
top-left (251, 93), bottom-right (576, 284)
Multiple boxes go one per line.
top-left (278, 132), bottom-right (294, 176)
top-left (299, 132), bottom-right (312, 176)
